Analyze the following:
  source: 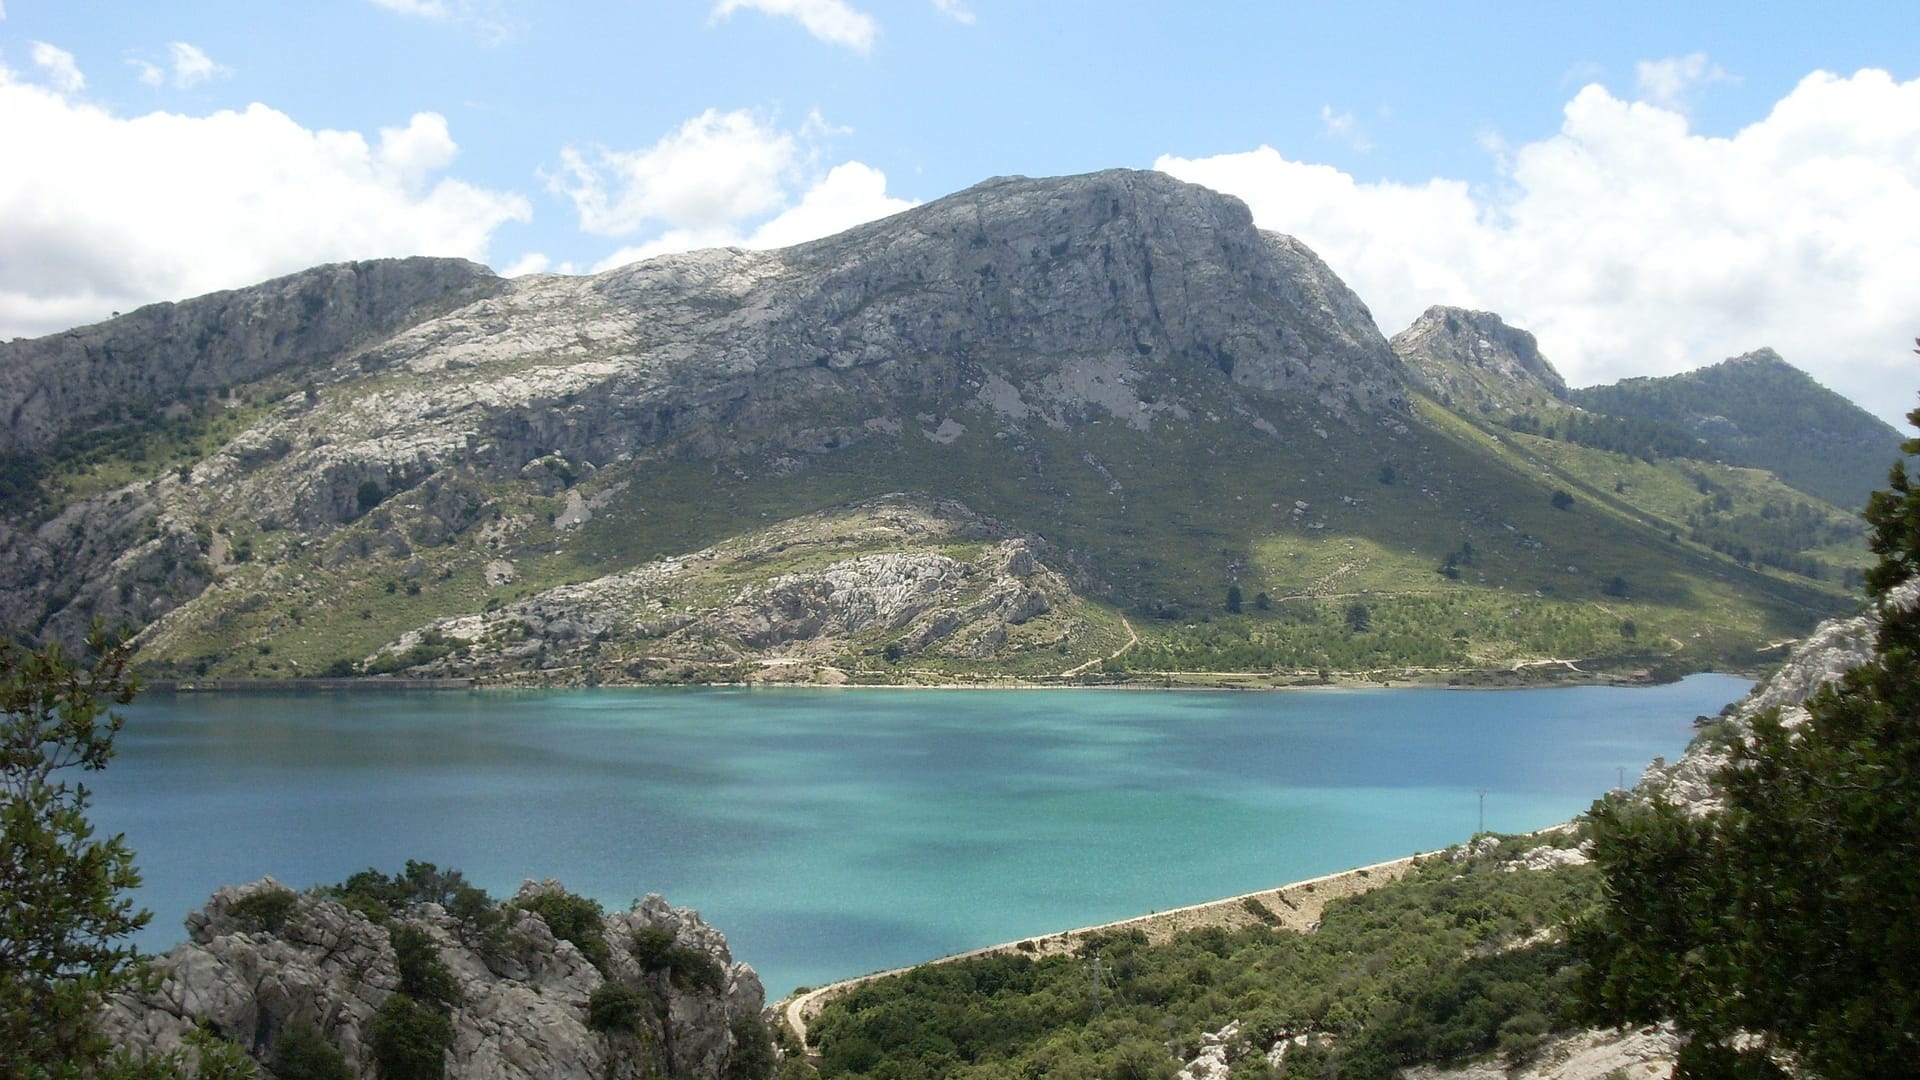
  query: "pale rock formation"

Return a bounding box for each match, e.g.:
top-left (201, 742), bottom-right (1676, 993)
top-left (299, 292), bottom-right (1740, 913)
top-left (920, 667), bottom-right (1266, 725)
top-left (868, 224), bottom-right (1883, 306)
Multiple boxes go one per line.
top-left (103, 878), bottom-right (770, 1080)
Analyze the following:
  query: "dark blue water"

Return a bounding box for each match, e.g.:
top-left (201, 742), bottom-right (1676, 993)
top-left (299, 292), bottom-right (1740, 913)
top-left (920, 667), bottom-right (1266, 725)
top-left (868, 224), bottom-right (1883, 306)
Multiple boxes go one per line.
top-left (88, 677), bottom-right (1746, 996)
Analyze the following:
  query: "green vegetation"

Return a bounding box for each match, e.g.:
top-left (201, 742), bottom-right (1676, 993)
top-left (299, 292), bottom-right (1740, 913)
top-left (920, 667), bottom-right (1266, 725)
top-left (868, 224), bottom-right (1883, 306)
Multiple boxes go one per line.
top-left (270, 1023), bottom-right (351, 1080)
top-left (134, 377), bottom-right (1858, 685)
top-left (2, 396), bottom-right (271, 518)
top-left (1571, 376), bottom-right (1920, 1078)
top-left (807, 842), bottom-right (1596, 1080)
top-left (629, 924), bottom-right (727, 993)
top-left (227, 887), bottom-right (299, 933)
top-left (585, 980), bottom-right (651, 1035)
top-left (515, 889), bottom-right (611, 973)
top-left (1568, 352), bottom-right (1903, 509)
top-left (0, 626), bottom-right (149, 1074)
top-left (369, 994), bottom-right (452, 1080)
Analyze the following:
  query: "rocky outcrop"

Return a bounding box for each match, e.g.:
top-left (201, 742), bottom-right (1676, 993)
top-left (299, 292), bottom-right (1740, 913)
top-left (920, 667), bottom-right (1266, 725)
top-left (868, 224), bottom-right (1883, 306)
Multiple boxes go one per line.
top-left (0, 257), bottom-right (502, 453)
top-left (1639, 581), bottom-right (1913, 812)
top-left (358, 497), bottom-right (1078, 681)
top-left (1391, 306), bottom-right (1569, 415)
top-left (103, 878), bottom-right (771, 1080)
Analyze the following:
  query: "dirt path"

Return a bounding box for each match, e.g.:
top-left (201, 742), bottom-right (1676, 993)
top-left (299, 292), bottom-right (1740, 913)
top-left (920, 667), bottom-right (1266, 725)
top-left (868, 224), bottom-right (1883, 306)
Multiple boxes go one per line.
top-left (779, 851), bottom-right (1423, 1050)
top-left (1062, 615), bottom-right (1138, 677)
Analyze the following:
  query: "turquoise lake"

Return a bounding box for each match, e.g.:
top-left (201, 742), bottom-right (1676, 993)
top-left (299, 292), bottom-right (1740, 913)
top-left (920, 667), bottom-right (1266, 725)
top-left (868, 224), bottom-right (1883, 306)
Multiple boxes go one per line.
top-left (90, 677), bottom-right (1748, 997)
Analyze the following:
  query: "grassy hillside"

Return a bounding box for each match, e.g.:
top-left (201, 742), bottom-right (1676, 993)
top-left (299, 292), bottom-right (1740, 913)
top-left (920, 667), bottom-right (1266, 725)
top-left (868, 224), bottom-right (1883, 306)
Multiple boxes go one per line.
top-left (127, 360), bottom-right (1860, 684)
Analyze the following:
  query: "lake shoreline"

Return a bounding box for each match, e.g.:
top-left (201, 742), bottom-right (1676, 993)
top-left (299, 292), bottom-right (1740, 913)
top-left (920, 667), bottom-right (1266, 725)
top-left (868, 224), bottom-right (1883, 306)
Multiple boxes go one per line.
top-left (777, 848), bottom-right (1439, 1049)
top-left (138, 663), bottom-right (1754, 696)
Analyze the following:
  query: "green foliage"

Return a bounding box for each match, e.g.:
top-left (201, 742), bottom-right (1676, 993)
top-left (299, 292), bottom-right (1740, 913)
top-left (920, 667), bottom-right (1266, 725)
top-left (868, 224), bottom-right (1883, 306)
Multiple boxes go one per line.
top-left (0, 626), bottom-right (149, 1074)
top-left (724, 1009), bottom-right (778, 1080)
top-left (809, 851), bottom-right (1596, 1080)
top-left (369, 994), bottom-right (452, 1080)
top-left (1569, 353), bottom-right (1904, 509)
top-left (389, 923), bottom-right (462, 1008)
top-left (1549, 488), bottom-right (1574, 511)
top-left (629, 924), bottom-right (726, 993)
top-left (515, 889), bottom-right (610, 973)
top-left (585, 980), bottom-right (649, 1035)
top-left (227, 887), bottom-right (298, 933)
top-left (1572, 378), bottom-right (1920, 1078)
top-left (271, 1022), bottom-right (351, 1080)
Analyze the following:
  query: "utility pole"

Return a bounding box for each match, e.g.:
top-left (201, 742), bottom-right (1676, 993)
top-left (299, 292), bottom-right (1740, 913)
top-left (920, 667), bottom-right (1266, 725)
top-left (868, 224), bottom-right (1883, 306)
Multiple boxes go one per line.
top-left (1618, 765), bottom-right (1626, 790)
top-left (1089, 954), bottom-right (1104, 1016)
top-left (1476, 788), bottom-right (1489, 834)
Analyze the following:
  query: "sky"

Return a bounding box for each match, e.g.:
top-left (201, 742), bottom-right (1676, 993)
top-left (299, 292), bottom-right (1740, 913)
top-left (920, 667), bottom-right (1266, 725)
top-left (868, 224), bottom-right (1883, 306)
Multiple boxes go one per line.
top-left (2, 1), bottom-right (1917, 423)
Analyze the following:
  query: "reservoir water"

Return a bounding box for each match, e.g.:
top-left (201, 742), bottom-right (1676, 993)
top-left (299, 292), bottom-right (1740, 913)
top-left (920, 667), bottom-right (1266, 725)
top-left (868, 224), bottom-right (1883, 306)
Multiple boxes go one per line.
top-left (90, 676), bottom-right (1748, 997)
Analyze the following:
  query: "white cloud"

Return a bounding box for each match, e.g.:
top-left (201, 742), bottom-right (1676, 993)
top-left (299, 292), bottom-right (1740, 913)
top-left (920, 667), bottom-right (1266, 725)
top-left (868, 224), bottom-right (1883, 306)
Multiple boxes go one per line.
top-left (746, 161), bottom-right (915, 248)
top-left (932, 0), bottom-right (975, 24)
top-left (166, 42), bottom-right (227, 88)
top-left (364, 0), bottom-right (512, 43)
top-left (550, 109), bottom-right (798, 236)
top-left (563, 113), bottom-right (916, 273)
top-left (1157, 68), bottom-right (1920, 424)
top-left (710, 0), bottom-right (877, 54)
top-left (0, 63), bottom-right (530, 340)
top-left (132, 42), bottom-right (230, 90)
top-left (1635, 51), bottom-right (1733, 112)
top-left (369, 0), bottom-right (451, 15)
top-left (377, 112), bottom-right (459, 189)
top-left (30, 41), bottom-right (84, 94)
top-left (499, 252), bottom-right (553, 277)
top-left (1320, 105), bottom-right (1371, 152)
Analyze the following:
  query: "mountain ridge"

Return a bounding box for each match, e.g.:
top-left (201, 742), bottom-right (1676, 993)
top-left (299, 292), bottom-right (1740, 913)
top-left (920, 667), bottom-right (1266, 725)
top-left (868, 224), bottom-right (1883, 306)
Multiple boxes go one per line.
top-left (0, 169), bottom-right (1888, 685)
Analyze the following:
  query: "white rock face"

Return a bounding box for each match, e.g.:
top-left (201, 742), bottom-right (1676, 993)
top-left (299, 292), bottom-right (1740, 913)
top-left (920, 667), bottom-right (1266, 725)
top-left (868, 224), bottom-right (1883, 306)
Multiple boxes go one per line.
top-left (1642, 580), bottom-right (1917, 813)
top-left (103, 878), bottom-right (770, 1080)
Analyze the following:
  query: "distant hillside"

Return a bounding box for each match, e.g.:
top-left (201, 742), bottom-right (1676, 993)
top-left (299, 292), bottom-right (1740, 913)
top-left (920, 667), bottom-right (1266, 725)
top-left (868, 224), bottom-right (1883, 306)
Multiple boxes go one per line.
top-left (0, 170), bottom-right (1870, 686)
top-left (1569, 350), bottom-right (1904, 509)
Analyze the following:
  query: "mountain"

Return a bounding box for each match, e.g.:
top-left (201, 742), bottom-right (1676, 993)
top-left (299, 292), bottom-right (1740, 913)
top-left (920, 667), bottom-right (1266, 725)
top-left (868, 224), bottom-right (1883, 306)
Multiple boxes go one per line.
top-left (1391, 305), bottom-right (1569, 416)
top-left (1568, 350), bottom-right (1904, 509)
top-left (0, 170), bottom-right (1876, 685)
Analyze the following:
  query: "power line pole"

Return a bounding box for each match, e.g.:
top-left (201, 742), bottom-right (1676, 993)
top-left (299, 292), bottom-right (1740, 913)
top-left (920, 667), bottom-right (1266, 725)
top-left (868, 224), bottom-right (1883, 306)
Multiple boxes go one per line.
top-left (1089, 954), bottom-right (1104, 1016)
top-left (1476, 788), bottom-right (1489, 834)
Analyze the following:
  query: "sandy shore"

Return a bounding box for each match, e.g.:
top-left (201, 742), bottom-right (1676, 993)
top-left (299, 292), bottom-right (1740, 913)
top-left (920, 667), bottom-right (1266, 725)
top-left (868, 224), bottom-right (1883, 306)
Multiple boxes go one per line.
top-left (778, 851), bottom-right (1425, 1048)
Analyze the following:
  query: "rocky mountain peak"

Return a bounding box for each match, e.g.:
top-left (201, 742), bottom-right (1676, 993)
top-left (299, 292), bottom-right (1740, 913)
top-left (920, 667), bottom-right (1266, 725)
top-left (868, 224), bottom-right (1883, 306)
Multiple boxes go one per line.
top-left (0, 257), bottom-right (503, 453)
top-left (1390, 305), bottom-right (1568, 414)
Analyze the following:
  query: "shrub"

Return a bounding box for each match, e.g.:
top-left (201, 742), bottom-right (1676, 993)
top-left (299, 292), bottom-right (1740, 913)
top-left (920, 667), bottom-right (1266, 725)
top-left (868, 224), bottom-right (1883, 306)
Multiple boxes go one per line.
top-left (628, 924), bottom-right (725, 993)
top-left (370, 994), bottom-right (451, 1080)
top-left (585, 980), bottom-right (649, 1035)
top-left (227, 888), bottom-right (298, 933)
top-left (389, 924), bottom-right (461, 1008)
top-left (723, 1009), bottom-right (778, 1080)
top-left (272, 1022), bottom-right (351, 1080)
top-left (516, 890), bottom-right (610, 973)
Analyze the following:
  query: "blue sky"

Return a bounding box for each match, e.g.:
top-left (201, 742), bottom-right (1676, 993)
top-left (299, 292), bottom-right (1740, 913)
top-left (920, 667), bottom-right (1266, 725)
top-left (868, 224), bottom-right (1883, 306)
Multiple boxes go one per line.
top-left (3, 1), bottom-right (1917, 421)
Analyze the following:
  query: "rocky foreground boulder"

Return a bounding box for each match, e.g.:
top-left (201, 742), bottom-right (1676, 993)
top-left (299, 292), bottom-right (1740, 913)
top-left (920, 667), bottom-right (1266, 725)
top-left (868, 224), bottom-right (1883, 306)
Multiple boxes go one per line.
top-left (103, 878), bottom-right (774, 1080)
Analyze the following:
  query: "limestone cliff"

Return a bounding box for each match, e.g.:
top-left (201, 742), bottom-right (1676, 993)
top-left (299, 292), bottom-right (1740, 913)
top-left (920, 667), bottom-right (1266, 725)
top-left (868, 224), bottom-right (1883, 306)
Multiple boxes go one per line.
top-left (104, 878), bottom-right (773, 1080)
top-left (1390, 305), bottom-right (1569, 416)
top-left (0, 257), bottom-right (502, 452)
